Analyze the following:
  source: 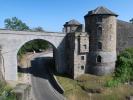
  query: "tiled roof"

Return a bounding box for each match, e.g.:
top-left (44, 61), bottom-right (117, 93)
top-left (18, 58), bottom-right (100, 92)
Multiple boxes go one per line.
top-left (64, 19), bottom-right (81, 26)
top-left (85, 6), bottom-right (118, 17)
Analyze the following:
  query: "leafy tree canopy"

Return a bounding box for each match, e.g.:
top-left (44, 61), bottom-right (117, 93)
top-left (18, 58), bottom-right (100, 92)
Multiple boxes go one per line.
top-left (106, 48), bottom-right (133, 87)
top-left (4, 17), bottom-right (50, 56)
top-left (33, 26), bottom-right (45, 32)
top-left (129, 18), bottom-right (133, 24)
top-left (4, 17), bottom-right (30, 31)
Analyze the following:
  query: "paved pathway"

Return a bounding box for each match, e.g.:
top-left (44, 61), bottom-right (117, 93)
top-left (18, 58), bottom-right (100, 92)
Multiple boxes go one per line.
top-left (29, 52), bottom-right (64, 100)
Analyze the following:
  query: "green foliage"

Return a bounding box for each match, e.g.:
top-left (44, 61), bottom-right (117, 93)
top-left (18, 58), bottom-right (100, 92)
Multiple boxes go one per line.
top-left (33, 26), bottom-right (45, 32)
top-left (130, 18), bottom-right (133, 24)
top-left (56, 74), bottom-right (133, 100)
top-left (115, 48), bottom-right (133, 82)
top-left (4, 17), bottom-right (50, 56)
top-left (4, 17), bottom-right (29, 31)
top-left (105, 79), bottom-right (121, 87)
top-left (106, 48), bottom-right (133, 87)
top-left (0, 81), bottom-right (16, 100)
top-left (18, 39), bottom-right (50, 56)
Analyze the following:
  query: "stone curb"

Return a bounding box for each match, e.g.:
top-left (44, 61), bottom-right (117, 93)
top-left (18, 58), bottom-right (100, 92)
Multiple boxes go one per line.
top-left (53, 75), bottom-right (65, 93)
top-left (48, 67), bottom-right (64, 94)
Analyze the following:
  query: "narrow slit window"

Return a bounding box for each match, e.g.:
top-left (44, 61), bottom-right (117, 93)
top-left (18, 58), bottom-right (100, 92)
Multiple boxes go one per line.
top-left (97, 16), bottom-right (102, 22)
top-left (98, 42), bottom-right (102, 50)
top-left (97, 27), bottom-right (102, 36)
top-left (97, 55), bottom-right (102, 63)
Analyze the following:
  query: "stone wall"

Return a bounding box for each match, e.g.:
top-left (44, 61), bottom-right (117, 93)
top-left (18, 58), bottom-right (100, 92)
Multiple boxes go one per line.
top-left (11, 84), bottom-right (31, 100)
top-left (85, 15), bottom-right (117, 75)
top-left (73, 32), bottom-right (89, 78)
top-left (65, 33), bottom-right (75, 76)
top-left (66, 32), bottom-right (89, 78)
top-left (0, 50), bottom-right (3, 80)
top-left (117, 20), bottom-right (133, 53)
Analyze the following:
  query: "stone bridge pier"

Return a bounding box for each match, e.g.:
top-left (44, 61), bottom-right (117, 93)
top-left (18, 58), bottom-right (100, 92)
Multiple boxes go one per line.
top-left (0, 30), bottom-right (67, 81)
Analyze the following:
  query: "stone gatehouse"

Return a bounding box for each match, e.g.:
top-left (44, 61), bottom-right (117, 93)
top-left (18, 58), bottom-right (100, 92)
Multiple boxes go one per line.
top-left (64, 6), bottom-right (133, 78)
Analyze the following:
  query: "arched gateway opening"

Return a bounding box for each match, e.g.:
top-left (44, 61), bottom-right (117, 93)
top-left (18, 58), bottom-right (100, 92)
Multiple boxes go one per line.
top-left (17, 39), bottom-right (57, 80)
top-left (16, 39), bottom-right (64, 99)
top-left (17, 38), bottom-right (64, 97)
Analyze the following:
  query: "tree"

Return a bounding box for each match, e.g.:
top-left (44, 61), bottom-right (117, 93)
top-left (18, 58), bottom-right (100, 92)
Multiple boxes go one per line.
top-left (129, 18), bottom-right (133, 24)
top-left (4, 17), bottom-right (49, 56)
top-left (33, 27), bottom-right (45, 32)
top-left (4, 17), bottom-right (29, 31)
top-left (106, 48), bottom-right (133, 87)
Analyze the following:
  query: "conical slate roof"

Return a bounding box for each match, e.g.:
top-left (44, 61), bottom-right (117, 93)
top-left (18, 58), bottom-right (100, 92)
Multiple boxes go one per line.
top-left (85, 6), bottom-right (118, 17)
top-left (64, 19), bottom-right (81, 26)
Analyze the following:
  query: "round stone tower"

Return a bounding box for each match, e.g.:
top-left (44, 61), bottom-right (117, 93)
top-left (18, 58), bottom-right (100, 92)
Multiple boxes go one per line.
top-left (84, 6), bottom-right (118, 75)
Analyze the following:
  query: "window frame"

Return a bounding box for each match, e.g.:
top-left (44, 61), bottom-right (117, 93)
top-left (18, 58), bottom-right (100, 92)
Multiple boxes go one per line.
top-left (81, 65), bottom-right (84, 70)
top-left (97, 27), bottom-right (102, 36)
top-left (97, 55), bottom-right (102, 63)
top-left (81, 56), bottom-right (85, 60)
top-left (96, 16), bottom-right (102, 22)
top-left (98, 42), bottom-right (102, 50)
top-left (83, 44), bottom-right (87, 49)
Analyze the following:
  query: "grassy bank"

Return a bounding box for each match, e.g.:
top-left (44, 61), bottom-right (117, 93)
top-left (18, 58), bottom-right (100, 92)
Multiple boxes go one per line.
top-left (55, 74), bottom-right (133, 100)
top-left (0, 81), bottom-right (16, 100)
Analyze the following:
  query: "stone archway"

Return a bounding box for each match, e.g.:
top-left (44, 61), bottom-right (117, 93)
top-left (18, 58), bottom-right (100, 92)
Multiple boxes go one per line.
top-left (0, 30), bottom-right (66, 81)
top-left (17, 39), bottom-right (57, 83)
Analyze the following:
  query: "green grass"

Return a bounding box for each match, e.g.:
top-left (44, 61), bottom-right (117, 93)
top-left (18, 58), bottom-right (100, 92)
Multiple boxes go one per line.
top-left (0, 81), bottom-right (16, 100)
top-left (55, 74), bottom-right (133, 100)
top-left (55, 73), bottom-right (89, 100)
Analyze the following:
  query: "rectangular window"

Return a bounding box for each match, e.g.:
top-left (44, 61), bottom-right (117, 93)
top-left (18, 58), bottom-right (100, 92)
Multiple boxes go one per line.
top-left (81, 56), bottom-right (84, 60)
top-left (97, 16), bottom-right (102, 22)
top-left (81, 66), bottom-right (84, 70)
top-left (98, 42), bottom-right (102, 50)
top-left (83, 44), bottom-right (87, 49)
top-left (97, 27), bottom-right (102, 36)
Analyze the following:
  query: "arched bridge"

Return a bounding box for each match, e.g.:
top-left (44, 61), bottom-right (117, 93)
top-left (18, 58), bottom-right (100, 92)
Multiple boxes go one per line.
top-left (0, 29), bottom-right (66, 81)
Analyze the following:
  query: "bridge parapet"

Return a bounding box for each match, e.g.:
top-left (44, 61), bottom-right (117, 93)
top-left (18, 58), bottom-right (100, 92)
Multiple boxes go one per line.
top-left (0, 29), bottom-right (66, 37)
top-left (0, 30), bottom-right (67, 81)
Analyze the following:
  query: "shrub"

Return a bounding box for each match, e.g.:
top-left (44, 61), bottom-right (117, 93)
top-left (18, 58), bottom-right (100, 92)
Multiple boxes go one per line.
top-left (106, 48), bottom-right (133, 87)
top-left (105, 79), bottom-right (121, 87)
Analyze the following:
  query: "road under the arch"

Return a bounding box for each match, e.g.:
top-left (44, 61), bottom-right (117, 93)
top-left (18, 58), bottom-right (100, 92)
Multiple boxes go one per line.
top-left (20, 52), bottom-right (64, 100)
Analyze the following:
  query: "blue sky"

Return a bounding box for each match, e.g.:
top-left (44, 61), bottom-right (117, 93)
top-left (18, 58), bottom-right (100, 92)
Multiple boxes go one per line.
top-left (0, 0), bottom-right (132, 32)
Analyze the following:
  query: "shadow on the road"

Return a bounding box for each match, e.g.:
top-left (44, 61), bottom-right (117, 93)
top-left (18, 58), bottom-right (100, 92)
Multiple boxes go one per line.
top-left (18, 57), bottom-right (64, 94)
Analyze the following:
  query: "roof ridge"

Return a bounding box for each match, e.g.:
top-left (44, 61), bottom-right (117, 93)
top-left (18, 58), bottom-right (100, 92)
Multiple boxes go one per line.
top-left (85, 6), bottom-right (118, 17)
top-left (64, 19), bottom-right (81, 26)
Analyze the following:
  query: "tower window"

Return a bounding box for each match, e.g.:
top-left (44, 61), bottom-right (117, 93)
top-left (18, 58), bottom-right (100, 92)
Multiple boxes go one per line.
top-left (81, 56), bottom-right (85, 60)
top-left (83, 44), bottom-right (87, 49)
top-left (97, 55), bottom-right (102, 63)
top-left (97, 16), bottom-right (102, 22)
top-left (97, 27), bottom-right (102, 36)
top-left (98, 42), bottom-right (102, 50)
top-left (81, 66), bottom-right (84, 70)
